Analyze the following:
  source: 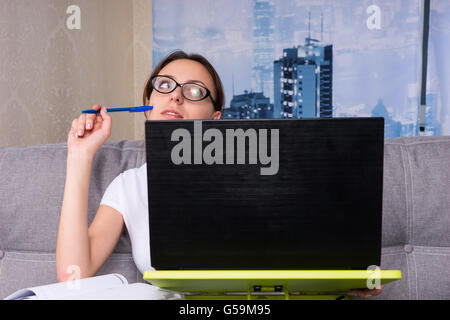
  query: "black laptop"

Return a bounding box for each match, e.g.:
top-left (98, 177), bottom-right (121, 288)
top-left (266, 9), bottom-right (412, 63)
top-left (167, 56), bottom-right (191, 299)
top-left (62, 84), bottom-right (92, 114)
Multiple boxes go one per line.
top-left (145, 117), bottom-right (384, 271)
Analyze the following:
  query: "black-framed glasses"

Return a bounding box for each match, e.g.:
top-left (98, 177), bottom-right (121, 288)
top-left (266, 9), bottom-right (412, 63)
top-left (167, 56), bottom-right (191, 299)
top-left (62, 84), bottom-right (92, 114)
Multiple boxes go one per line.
top-left (151, 75), bottom-right (217, 107)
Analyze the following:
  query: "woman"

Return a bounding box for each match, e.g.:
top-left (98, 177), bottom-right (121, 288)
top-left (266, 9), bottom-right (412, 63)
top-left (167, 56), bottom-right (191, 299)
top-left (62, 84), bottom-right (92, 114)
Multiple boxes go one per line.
top-left (56, 50), bottom-right (224, 280)
top-left (56, 50), bottom-right (381, 299)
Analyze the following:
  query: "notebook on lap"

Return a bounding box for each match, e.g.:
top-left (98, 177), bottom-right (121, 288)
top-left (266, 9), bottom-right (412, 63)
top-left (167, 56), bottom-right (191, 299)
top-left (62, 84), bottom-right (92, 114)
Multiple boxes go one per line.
top-left (142, 118), bottom-right (401, 294)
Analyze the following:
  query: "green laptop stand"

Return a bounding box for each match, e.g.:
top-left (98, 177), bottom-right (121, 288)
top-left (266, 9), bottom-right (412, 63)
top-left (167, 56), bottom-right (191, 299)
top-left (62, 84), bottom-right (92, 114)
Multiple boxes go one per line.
top-left (143, 270), bottom-right (402, 300)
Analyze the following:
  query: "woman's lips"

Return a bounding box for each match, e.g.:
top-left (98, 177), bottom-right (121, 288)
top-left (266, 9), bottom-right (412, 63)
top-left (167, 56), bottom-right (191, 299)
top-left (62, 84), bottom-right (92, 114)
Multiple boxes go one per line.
top-left (161, 110), bottom-right (183, 119)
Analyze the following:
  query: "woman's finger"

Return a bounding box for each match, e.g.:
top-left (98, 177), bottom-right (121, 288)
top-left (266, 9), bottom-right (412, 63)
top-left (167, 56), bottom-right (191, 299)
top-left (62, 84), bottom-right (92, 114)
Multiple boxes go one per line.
top-left (71, 118), bottom-right (78, 133)
top-left (86, 105), bottom-right (101, 131)
top-left (77, 113), bottom-right (87, 137)
top-left (347, 284), bottom-right (385, 298)
top-left (99, 106), bottom-right (112, 137)
top-left (70, 118), bottom-right (78, 138)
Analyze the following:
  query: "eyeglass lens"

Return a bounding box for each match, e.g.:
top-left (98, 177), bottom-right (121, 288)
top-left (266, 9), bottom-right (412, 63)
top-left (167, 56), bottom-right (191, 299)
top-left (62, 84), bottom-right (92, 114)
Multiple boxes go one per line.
top-left (153, 76), bottom-right (208, 101)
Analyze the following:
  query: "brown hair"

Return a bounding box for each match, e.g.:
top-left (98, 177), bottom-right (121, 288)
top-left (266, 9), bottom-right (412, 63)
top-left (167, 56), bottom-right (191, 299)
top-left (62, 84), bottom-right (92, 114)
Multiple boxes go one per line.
top-left (142, 50), bottom-right (225, 117)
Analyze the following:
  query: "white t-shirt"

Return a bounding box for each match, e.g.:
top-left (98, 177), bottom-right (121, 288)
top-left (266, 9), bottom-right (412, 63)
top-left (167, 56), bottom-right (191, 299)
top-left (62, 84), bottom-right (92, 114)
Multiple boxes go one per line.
top-left (100, 163), bottom-right (155, 274)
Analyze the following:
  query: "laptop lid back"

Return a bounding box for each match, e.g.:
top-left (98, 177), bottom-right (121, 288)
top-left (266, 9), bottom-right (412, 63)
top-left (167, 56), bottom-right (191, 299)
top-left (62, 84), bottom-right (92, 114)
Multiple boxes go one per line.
top-left (145, 118), bottom-right (384, 270)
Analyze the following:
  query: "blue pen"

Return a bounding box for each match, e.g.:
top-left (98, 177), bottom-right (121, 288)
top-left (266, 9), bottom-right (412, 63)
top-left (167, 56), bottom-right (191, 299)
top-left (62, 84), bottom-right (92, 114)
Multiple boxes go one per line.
top-left (82, 106), bottom-right (153, 114)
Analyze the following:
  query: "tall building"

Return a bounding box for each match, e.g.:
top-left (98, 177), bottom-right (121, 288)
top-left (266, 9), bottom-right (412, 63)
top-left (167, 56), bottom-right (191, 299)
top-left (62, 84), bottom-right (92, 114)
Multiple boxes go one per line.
top-left (407, 83), bottom-right (420, 136)
top-left (252, 0), bottom-right (275, 103)
top-left (371, 99), bottom-right (401, 138)
top-left (274, 38), bottom-right (333, 119)
top-left (424, 93), bottom-right (441, 136)
top-left (225, 91), bottom-right (273, 119)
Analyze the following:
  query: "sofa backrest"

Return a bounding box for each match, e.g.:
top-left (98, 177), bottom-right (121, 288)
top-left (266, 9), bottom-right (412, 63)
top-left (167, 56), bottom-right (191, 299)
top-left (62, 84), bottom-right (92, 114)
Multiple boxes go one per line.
top-left (0, 140), bottom-right (146, 254)
top-left (0, 140), bottom-right (146, 298)
top-left (382, 136), bottom-right (450, 248)
top-left (378, 136), bottom-right (450, 300)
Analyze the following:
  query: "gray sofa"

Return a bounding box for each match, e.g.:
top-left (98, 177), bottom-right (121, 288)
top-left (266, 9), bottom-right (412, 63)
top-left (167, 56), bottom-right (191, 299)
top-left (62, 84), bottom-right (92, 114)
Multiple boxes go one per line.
top-left (1, 136), bottom-right (449, 299)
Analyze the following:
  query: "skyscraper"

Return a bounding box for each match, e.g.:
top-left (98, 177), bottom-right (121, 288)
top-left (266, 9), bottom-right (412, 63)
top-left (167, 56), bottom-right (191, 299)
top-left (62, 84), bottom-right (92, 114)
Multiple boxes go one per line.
top-left (252, 0), bottom-right (275, 103)
top-left (425, 93), bottom-right (441, 136)
top-left (226, 90), bottom-right (272, 119)
top-left (274, 39), bottom-right (333, 119)
top-left (371, 99), bottom-right (401, 138)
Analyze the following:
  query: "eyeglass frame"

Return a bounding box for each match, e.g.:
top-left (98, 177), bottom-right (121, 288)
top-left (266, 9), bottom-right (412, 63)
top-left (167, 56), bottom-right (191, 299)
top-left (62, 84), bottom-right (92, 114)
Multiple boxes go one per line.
top-left (150, 75), bottom-right (217, 108)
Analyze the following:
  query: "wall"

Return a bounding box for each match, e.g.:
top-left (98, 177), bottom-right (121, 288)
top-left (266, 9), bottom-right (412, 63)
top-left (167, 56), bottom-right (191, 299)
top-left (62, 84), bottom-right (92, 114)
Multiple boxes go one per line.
top-left (0, 0), bottom-right (152, 147)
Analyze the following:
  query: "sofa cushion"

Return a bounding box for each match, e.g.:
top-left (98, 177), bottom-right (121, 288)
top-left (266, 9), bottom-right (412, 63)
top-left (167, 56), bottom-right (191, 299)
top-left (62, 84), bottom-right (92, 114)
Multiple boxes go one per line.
top-left (372, 245), bottom-right (450, 300)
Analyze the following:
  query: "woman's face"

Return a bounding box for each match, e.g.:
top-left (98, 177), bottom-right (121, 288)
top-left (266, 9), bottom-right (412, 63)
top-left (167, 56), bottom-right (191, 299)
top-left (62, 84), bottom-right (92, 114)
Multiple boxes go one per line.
top-left (146, 59), bottom-right (222, 121)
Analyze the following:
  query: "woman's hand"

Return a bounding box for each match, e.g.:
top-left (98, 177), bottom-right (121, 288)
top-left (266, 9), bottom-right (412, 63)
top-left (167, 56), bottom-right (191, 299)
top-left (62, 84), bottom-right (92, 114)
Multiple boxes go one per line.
top-left (67, 105), bottom-right (112, 159)
top-left (347, 285), bottom-right (385, 299)
top-left (347, 265), bottom-right (385, 298)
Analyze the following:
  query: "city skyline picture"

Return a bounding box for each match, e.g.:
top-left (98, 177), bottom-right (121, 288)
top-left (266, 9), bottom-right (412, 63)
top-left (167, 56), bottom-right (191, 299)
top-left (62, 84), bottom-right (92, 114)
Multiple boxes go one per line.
top-left (153, 0), bottom-right (446, 137)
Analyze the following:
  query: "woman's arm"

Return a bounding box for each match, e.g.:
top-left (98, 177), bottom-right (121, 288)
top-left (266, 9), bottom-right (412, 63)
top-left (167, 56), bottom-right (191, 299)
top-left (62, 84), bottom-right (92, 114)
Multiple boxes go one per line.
top-left (56, 151), bottom-right (94, 282)
top-left (56, 105), bottom-right (121, 282)
top-left (87, 205), bottom-right (125, 276)
top-left (56, 155), bottom-right (124, 281)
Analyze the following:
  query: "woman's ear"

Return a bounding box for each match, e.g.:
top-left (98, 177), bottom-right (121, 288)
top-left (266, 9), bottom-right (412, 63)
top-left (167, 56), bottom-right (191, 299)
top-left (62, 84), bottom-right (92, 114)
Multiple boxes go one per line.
top-left (212, 111), bottom-right (222, 120)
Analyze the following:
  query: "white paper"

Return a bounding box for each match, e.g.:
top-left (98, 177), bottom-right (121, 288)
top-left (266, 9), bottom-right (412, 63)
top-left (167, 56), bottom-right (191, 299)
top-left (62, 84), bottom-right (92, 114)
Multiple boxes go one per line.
top-left (62, 283), bottom-right (184, 300)
top-left (3, 274), bottom-right (182, 300)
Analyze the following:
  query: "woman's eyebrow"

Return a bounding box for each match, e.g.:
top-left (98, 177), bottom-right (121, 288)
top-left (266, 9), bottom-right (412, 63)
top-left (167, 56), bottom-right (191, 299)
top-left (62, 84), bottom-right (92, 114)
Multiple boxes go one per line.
top-left (181, 78), bottom-right (208, 87)
top-left (160, 74), bottom-right (207, 87)
top-left (185, 79), bottom-right (207, 86)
